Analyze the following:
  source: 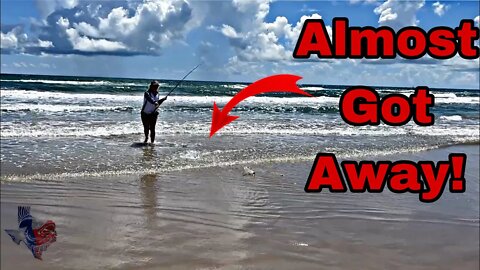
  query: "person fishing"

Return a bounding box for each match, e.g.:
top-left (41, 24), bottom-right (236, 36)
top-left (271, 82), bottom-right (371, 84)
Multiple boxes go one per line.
top-left (141, 81), bottom-right (166, 144)
top-left (139, 64), bottom-right (201, 145)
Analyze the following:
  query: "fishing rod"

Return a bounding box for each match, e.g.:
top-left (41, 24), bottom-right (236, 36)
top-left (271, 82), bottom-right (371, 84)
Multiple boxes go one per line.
top-left (164, 63), bottom-right (202, 98)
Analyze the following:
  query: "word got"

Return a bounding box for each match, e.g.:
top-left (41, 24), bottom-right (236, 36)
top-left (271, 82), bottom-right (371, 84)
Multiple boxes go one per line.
top-left (305, 87), bottom-right (467, 203)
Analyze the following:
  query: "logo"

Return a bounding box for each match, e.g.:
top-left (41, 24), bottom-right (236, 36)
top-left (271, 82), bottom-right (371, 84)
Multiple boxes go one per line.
top-left (4, 206), bottom-right (57, 260)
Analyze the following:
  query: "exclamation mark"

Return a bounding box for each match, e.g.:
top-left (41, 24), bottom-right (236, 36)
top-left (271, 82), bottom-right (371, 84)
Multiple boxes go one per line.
top-left (449, 153), bottom-right (467, 193)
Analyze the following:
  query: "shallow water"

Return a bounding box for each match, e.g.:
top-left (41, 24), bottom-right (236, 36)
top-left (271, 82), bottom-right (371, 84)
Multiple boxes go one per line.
top-left (1, 74), bottom-right (479, 179)
top-left (1, 145), bottom-right (478, 269)
top-left (1, 75), bottom-right (479, 268)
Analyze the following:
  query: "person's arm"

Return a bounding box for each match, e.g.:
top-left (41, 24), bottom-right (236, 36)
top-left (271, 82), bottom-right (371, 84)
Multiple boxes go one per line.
top-left (157, 96), bottom-right (167, 106)
top-left (144, 92), bottom-right (157, 105)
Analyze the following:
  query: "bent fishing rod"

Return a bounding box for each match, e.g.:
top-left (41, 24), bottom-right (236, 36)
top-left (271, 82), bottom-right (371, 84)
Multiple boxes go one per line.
top-left (165, 63), bottom-right (202, 98)
top-left (153, 63), bottom-right (201, 111)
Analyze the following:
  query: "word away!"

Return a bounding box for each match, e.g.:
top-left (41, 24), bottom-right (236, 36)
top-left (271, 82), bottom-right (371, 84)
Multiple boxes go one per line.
top-left (305, 153), bottom-right (466, 202)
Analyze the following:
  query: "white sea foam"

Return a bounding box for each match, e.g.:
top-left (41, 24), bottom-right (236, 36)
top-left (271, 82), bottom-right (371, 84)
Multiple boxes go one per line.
top-left (399, 92), bottom-right (460, 98)
top-left (0, 89), bottom-right (142, 102)
top-left (0, 122), bottom-right (141, 138)
top-left (432, 93), bottom-right (458, 98)
top-left (434, 96), bottom-right (479, 104)
top-left (374, 91), bottom-right (479, 104)
top-left (221, 84), bottom-right (247, 89)
top-left (301, 86), bottom-right (326, 91)
top-left (2, 89), bottom-right (477, 107)
top-left (1, 103), bottom-right (134, 112)
top-left (1, 79), bottom-right (145, 87)
top-left (1, 120), bottom-right (478, 139)
top-left (0, 143), bottom-right (460, 183)
top-left (439, 115), bottom-right (463, 121)
top-left (0, 89), bottom-right (335, 107)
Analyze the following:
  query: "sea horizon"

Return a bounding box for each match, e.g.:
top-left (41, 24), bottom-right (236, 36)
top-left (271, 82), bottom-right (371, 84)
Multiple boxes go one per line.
top-left (2, 72), bottom-right (479, 91)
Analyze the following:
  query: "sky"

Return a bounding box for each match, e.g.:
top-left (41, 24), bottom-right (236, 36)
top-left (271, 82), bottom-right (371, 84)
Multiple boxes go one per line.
top-left (0, 0), bottom-right (479, 88)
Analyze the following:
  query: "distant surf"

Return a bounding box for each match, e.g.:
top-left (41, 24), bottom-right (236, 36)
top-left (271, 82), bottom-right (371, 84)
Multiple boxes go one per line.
top-left (1, 73), bottom-right (479, 179)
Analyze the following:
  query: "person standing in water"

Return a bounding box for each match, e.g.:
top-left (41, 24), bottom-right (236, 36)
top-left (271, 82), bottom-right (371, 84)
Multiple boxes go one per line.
top-left (141, 81), bottom-right (167, 144)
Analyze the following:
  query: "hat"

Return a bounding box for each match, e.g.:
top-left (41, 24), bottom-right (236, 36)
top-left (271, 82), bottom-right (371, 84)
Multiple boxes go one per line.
top-left (150, 80), bottom-right (160, 87)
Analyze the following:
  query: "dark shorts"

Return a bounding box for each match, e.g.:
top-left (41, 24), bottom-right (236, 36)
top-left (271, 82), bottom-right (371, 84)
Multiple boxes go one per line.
top-left (141, 111), bottom-right (158, 130)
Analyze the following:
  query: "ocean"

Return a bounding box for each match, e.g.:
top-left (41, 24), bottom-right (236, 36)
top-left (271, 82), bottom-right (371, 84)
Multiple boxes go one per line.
top-left (1, 74), bottom-right (479, 269)
top-left (1, 73), bottom-right (479, 180)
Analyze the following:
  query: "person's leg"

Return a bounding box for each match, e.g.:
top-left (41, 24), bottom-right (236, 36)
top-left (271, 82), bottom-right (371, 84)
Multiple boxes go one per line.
top-left (150, 113), bottom-right (158, 143)
top-left (141, 112), bottom-right (149, 143)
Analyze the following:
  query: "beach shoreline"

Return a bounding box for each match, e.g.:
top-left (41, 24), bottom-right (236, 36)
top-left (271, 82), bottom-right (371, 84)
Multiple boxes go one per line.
top-left (1, 139), bottom-right (478, 182)
top-left (1, 144), bottom-right (479, 269)
top-left (2, 75), bottom-right (479, 180)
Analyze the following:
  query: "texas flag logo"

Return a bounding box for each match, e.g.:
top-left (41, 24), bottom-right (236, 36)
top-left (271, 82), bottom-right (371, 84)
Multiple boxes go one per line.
top-left (4, 206), bottom-right (57, 260)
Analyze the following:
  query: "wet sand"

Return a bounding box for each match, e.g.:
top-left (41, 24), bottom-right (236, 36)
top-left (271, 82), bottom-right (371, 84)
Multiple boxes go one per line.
top-left (1, 145), bottom-right (479, 269)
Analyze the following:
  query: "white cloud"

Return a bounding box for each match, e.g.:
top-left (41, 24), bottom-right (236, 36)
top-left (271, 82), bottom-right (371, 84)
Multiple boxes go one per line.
top-left (65, 28), bottom-right (127, 52)
top-left (13, 62), bottom-right (30, 68)
top-left (218, 25), bottom-right (240, 39)
top-left (39, 63), bottom-right (56, 69)
top-left (37, 39), bottom-right (54, 48)
top-left (442, 55), bottom-right (480, 72)
top-left (300, 4), bottom-right (322, 13)
top-left (232, 0), bottom-right (270, 22)
top-left (40, 0), bottom-right (195, 55)
top-left (2, 0), bottom-right (478, 88)
top-left (1, 1), bottom-right (197, 55)
top-left (4, 0), bottom-right (327, 58)
top-left (1, 31), bottom-right (20, 49)
top-left (73, 22), bottom-right (100, 38)
top-left (56, 17), bottom-right (70, 29)
top-left (0, 27), bottom-right (31, 50)
top-left (210, 0), bottom-right (476, 86)
top-left (97, 7), bottom-right (137, 38)
top-left (0, 27), bottom-right (32, 50)
top-left (475, 16), bottom-right (479, 26)
top-left (209, 0), bottom-right (288, 62)
top-left (286, 14), bottom-right (330, 45)
top-left (374, 0), bottom-right (425, 29)
top-left (97, 0), bottom-right (194, 50)
top-left (432, 2), bottom-right (449, 17)
top-left (350, 0), bottom-right (379, 4)
top-left (35, 0), bottom-right (79, 18)
top-left (1, 26), bottom-right (55, 53)
top-left (210, 0), bottom-right (329, 65)
top-left (74, 10), bottom-right (84, 17)
top-left (224, 55), bottom-right (266, 77)
top-left (204, 0), bottom-right (340, 78)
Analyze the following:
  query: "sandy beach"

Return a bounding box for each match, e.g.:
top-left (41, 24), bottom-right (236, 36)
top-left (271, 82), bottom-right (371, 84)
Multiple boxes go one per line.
top-left (1, 144), bottom-right (478, 270)
top-left (2, 0), bottom-right (479, 268)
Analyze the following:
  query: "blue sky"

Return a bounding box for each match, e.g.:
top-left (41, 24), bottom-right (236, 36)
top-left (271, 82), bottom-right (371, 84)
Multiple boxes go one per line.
top-left (1, 0), bottom-right (479, 88)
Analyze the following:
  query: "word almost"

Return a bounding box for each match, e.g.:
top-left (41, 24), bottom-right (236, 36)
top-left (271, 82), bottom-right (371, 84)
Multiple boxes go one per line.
top-left (305, 153), bottom-right (466, 203)
top-left (293, 18), bottom-right (479, 60)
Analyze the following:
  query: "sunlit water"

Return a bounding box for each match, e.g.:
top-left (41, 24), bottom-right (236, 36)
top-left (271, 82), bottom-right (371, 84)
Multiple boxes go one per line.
top-left (1, 146), bottom-right (479, 269)
top-left (1, 74), bottom-right (478, 179)
top-left (0, 74), bottom-right (478, 269)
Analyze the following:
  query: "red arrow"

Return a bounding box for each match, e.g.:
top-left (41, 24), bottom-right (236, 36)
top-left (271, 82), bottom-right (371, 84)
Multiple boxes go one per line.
top-left (210, 74), bottom-right (312, 137)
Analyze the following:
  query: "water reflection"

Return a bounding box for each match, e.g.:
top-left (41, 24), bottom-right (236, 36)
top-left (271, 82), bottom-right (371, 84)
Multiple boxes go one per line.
top-left (141, 146), bottom-right (156, 164)
top-left (139, 173), bottom-right (159, 229)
